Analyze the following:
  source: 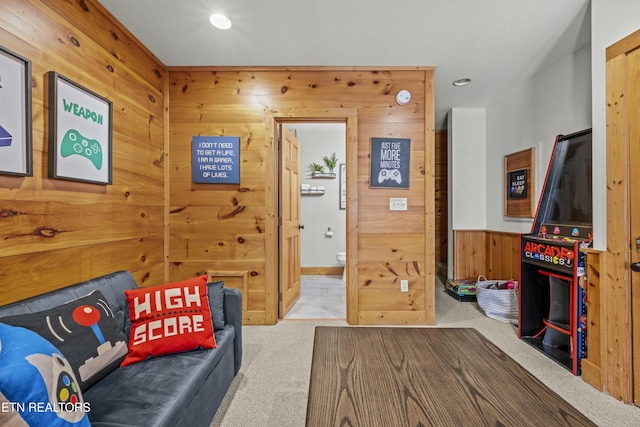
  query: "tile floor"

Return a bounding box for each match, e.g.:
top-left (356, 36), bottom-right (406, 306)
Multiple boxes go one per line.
top-left (284, 275), bottom-right (346, 319)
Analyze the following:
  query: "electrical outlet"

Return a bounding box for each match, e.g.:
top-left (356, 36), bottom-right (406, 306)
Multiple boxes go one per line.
top-left (400, 280), bottom-right (409, 292)
top-left (390, 198), bottom-right (407, 211)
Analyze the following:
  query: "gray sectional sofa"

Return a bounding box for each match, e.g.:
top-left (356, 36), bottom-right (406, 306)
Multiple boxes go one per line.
top-left (0, 270), bottom-right (242, 427)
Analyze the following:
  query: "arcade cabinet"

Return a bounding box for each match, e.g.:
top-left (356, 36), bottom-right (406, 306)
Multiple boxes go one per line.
top-left (518, 128), bottom-right (592, 375)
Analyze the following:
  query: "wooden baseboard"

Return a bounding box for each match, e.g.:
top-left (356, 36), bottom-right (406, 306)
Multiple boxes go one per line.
top-left (581, 359), bottom-right (603, 391)
top-left (301, 267), bottom-right (343, 275)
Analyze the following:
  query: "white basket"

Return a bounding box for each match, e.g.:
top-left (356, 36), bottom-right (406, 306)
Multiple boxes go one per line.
top-left (475, 275), bottom-right (518, 324)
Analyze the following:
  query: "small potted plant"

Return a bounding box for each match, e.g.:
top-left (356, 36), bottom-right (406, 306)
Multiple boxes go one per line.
top-left (322, 153), bottom-right (339, 176)
top-left (310, 162), bottom-right (326, 177)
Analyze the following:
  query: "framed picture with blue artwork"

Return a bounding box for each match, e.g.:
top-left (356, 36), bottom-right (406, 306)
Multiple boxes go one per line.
top-left (48, 72), bottom-right (112, 184)
top-left (0, 45), bottom-right (32, 177)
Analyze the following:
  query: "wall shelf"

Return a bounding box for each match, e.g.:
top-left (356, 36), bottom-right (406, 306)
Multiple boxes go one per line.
top-left (301, 190), bottom-right (325, 196)
top-left (311, 173), bottom-right (336, 179)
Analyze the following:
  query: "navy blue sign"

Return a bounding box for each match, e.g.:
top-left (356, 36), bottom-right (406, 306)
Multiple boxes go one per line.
top-left (192, 136), bottom-right (240, 184)
top-left (369, 138), bottom-right (410, 188)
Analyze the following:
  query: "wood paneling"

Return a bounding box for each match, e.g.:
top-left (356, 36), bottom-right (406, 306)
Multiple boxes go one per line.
top-left (168, 67), bottom-right (435, 325)
top-left (486, 231), bottom-right (519, 280)
top-left (604, 40), bottom-right (634, 402)
top-left (206, 270), bottom-right (249, 313)
top-left (606, 28), bottom-right (640, 61)
top-left (434, 130), bottom-right (448, 277)
top-left (0, 0), bottom-right (166, 305)
top-left (3, 3), bottom-right (436, 328)
top-left (453, 230), bottom-right (486, 280)
top-left (582, 250), bottom-right (604, 391)
top-left (453, 230), bottom-right (519, 281)
top-left (0, 237), bottom-right (164, 304)
top-left (572, 28), bottom-right (640, 404)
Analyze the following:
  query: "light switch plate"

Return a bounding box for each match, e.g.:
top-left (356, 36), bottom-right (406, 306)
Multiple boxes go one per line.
top-left (390, 198), bottom-right (407, 211)
top-left (400, 280), bottom-right (409, 292)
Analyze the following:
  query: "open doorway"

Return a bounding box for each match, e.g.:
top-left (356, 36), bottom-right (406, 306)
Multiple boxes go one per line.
top-left (279, 122), bottom-right (347, 319)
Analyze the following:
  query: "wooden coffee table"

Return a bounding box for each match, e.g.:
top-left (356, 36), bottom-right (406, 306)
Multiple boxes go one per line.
top-left (306, 327), bottom-right (594, 426)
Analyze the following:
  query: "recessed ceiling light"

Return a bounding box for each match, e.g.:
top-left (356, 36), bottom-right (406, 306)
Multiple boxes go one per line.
top-left (210, 13), bottom-right (232, 30)
top-left (453, 78), bottom-right (471, 87)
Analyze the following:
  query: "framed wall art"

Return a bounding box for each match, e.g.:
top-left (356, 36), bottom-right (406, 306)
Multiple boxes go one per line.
top-left (192, 135), bottom-right (240, 184)
top-left (369, 137), bottom-right (410, 189)
top-left (48, 72), bottom-right (112, 184)
top-left (504, 147), bottom-right (535, 217)
top-left (0, 45), bottom-right (32, 176)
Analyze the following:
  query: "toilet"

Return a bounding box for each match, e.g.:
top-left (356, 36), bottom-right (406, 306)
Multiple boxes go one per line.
top-left (336, 252), bottom-right (346, 282)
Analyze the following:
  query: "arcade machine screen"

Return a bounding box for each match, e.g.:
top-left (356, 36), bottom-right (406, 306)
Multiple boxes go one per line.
top-left (519, 128), bottom-right (592, 375)
top-left (535, 130), bottom-right (592, 234)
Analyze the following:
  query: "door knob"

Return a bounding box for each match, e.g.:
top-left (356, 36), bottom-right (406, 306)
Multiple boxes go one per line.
top-left (632, 262), bottom-right (640, 272)
top-left (298, 224), bottom-right (305, 230)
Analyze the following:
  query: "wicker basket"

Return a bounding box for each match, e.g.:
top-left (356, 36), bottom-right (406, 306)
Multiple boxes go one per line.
top-left (475, 275), bottom-right (518, 324)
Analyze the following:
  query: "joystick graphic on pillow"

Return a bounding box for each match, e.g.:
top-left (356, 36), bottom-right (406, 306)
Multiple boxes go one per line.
top-left (377, 168), bottom-right (402, 184)
top-left (72, 304), bottom-right (127, 381)
top-left (73, 305), bottom-right (105, 344)
top-left (60, 129), bottom-right (103, 170)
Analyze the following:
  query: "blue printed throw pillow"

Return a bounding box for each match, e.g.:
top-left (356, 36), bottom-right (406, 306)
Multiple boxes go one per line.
top-left (0, 322), bottom-right (91, 426)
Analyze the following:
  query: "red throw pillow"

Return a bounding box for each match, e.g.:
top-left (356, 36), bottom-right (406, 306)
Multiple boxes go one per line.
top-left (121, 275), bottom-right (216, 366)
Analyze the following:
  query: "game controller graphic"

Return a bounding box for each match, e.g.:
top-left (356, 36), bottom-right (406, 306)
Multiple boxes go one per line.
top-left (26, 352), bottom-right (86, 423)
top-left (377, 168), bottom-right (402, 184)
top-left (0, 125), bottom-right (12, 147)
top-left (60, 129), bottom-right (103, 170)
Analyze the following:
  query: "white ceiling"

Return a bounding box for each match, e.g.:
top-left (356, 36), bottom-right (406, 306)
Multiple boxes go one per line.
top-left (98, 0), bottom-right (591, 130)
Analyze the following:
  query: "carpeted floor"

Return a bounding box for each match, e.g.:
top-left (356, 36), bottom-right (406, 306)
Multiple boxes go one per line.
top-left (210, 278), bottom-right (640, 427)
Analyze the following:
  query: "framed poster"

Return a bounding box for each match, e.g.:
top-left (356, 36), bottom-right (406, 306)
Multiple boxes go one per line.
top-left (369, 138), bottom-right (411, 188)
top-left (507, 169), bottom-right (528, 199)
top-left (369, 137), bottom-right (410, 188)
top-left (192, 135), bottom-right (240, 184)
top-left (504, 147), bottom-right (535, 217)
top-left (0, 45), bottom-right (32, 176)
top-left (49, 72), bottom-right (112, 184)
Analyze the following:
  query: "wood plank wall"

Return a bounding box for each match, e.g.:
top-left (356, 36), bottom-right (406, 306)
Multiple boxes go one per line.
top-left (602, 30), bottom-right (638, 403)
top-left (167, 67), bottom-right (435, 325)
top-left (453, 230), bottom-right (486, 280)
top-left (582, 250), bottom-right (603, 391)
top-left (434, 131), bottom-right (448, 277)
top-left (453, 230), bottom-right (519, 280)
top-left (0, 0), bottom-right (166, 304)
